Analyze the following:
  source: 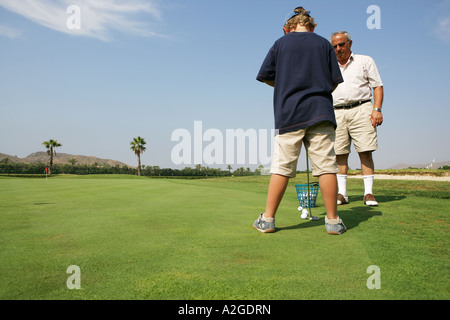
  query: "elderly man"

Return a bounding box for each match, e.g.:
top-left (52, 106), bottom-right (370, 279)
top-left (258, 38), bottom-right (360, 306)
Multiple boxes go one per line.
top-left (330, 31), bottom-right (384, 206)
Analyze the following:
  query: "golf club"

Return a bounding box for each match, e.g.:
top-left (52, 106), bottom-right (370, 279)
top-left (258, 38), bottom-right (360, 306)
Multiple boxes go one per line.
top-left (305, 148), bottom-right (320, 221)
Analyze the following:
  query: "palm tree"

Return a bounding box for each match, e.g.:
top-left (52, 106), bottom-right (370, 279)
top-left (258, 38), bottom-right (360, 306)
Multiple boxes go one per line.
top-left (130, 136), bottom-right (147, 176)
top-left (42, 139), bottom-right (62, 175)
top-left (68, 158), bottom-right (77, 166)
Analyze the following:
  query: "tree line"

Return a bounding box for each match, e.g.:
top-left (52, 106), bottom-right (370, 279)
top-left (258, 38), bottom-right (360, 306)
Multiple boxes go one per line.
top-left (0, 160), bottom-right (263, 177)
top-left (1, 137), bottom-right (264, 177)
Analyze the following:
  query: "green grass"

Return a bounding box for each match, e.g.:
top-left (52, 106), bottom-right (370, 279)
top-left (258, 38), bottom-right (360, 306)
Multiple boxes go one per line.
top-left (351, 168), bottom-right (450, 177)
top-left (0, 174), bottom-right (448, 300)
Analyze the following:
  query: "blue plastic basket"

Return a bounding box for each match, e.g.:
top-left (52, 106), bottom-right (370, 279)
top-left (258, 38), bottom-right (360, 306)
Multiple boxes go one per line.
top-left (295, 183), bottom-right (319, 208)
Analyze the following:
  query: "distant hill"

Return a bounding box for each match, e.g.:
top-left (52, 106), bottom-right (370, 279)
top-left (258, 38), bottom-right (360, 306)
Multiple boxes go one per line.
top-left (0, 152), bottom-right (132, 168)
top-left (389, 160), bottom-right (450, 169)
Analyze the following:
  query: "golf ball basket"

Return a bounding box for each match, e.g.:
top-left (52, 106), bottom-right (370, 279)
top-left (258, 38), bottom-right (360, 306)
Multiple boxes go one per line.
top-left (295, 183), bottom-right (319, 208)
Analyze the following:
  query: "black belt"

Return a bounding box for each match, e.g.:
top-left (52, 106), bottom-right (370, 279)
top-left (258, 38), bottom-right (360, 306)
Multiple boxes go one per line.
top-left (334, 99), bottom-right (371, 109)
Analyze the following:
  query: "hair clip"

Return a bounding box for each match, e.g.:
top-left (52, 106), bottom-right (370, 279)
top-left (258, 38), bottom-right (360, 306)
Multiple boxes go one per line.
top-left (286, 9), bottom-right (311, 23)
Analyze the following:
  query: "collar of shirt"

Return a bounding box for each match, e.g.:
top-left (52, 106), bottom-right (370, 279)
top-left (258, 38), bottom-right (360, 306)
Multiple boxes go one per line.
top-left (339, 52), bottom-right (354, 70)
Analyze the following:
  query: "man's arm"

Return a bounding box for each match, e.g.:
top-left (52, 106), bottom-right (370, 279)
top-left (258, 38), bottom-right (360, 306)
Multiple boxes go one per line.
top-left (371, 86), bottom-right (384, 128)
top-left (373, 86), bottom-right (383, 109)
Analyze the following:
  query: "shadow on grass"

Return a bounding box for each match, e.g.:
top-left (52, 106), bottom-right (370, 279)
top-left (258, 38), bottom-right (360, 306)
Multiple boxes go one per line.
top-left (338, 206), bottom-right (382, 231)
top-left (348, 194), bottom-right (405, 203)
top-left (276, 193), bottom-right (404, 232)
top-left (277, 205), bottom-right (383, 232)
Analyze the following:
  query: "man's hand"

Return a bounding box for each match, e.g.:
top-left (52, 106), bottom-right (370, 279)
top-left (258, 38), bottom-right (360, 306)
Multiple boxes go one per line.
top-left (371, 110), bottom-right (383, 128)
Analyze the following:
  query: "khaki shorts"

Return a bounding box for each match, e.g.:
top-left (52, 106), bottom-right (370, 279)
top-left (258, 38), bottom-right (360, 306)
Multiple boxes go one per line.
top-left (334, 102), bottom-right (378, 155)
top-left (270, 122), bottom-right (338, 178)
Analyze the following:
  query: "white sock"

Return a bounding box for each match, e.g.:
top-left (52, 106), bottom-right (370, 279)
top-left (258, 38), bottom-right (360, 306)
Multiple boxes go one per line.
top-left (363, 175), bottom-right (374, 195)
top-left (262, 213), bottom-right (274, 222)
top-left (337, 174), bottom-right (347, 196)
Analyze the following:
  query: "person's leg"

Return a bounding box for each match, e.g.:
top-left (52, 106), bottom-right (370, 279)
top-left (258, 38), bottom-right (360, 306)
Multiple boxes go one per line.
top-left (305, 122), bottom-right (346, 234)
top-left (319, 173), bottom-right (346, 234)
top-left (264, 174), bottom-right (290, 219)
top-left (334, 108), bottom-right (351, 205)
top-left (350, 102), bottom-right (378, 205)
top-left (253, 174), bottom-right (289, 233)
top-left (254, 129), bottom-right (303, 233)
top-left (336, 154), bottom-right (349, 204)
top-left (359, 151), bottom-right (378, 206)
top-left (318, 173), bottom-right (338, 220)
top-left (359, 151), bottom-right (374, 176)
top-left (336, 153), bottom-right (350, 175)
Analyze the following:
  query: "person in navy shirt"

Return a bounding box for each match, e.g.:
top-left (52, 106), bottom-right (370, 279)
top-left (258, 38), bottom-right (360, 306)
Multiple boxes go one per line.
top-left (253, 6), bottom-right (347, 235)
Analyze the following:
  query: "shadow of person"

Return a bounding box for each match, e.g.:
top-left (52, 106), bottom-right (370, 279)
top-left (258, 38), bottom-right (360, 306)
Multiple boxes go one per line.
top-left (337, 206), bottom-right (382, 230)
top-left (276, 218), bottom-right (323, 232)
top-left (276, 205), bottom-right (382, 232)
top-left (348, 195), bottom-right (405, 203)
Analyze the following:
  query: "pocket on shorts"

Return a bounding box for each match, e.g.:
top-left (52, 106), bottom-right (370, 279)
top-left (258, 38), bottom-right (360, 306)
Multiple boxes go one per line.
top-left (361, 102), bottom-right (374, 118)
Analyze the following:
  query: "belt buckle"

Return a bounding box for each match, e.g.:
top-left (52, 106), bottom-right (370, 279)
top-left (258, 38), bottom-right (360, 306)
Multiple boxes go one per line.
top-left (347, 101), bottom-right (362, 108)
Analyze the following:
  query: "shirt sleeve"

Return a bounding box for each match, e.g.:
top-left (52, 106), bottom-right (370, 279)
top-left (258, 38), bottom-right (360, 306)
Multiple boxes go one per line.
top-left (365, 56), bottom-right (383, 87)
top-left (256, 46), bottom-right (277, 83)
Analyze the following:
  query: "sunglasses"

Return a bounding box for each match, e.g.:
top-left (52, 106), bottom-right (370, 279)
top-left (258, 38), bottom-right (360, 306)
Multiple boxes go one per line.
top-left (332, 42), bottom-right (347, 49)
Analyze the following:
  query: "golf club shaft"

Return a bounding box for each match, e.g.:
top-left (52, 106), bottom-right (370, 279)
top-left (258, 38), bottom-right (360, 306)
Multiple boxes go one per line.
top-left (305, 148), bottom-right (311, 216)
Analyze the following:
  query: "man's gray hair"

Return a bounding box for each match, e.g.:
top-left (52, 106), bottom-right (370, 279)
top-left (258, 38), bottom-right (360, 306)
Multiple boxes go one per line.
top-left (329, 31), bottom-right (351, 42)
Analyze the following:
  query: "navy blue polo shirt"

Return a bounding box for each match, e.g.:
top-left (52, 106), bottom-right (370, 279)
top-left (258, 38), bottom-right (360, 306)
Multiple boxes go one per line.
top-left (257, 32), bottom-right (343, 134)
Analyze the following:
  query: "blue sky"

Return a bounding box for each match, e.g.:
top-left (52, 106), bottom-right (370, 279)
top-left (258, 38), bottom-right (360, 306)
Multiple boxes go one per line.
top-left (0, 0), bottom-right (449, 170)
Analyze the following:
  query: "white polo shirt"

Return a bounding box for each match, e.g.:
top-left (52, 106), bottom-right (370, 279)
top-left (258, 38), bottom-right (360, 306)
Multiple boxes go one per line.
top-left (332, 53), bottom-right (383, 107)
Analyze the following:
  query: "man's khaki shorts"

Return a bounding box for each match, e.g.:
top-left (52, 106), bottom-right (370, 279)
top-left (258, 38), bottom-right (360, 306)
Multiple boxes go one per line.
top-left (334, 102), bottom-right (378, 155)
top-left (270, 122), bottom-right (338, 178)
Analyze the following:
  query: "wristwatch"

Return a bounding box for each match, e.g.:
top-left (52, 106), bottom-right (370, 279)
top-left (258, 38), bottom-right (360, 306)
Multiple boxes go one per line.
top-left (373, 108), bottom-right (382, 112)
